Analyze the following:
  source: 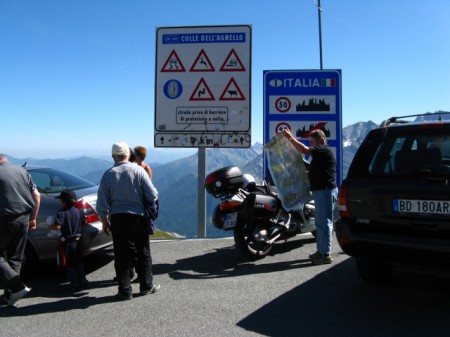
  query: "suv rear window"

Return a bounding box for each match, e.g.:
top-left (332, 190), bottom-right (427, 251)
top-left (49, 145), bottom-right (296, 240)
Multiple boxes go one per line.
top-left (352, 125), bottom-right (450, 178)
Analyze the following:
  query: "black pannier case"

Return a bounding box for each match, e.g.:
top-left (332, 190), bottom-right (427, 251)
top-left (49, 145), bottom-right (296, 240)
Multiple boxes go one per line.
top-left (205, 166), bottom-right (244, 197)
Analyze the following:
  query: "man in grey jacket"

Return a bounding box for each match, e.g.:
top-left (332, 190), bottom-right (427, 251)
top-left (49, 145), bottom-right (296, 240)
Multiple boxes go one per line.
top-left (97, 142), bottom-right (160, 300)
top-left (0, 154), bottom-right (40, 306)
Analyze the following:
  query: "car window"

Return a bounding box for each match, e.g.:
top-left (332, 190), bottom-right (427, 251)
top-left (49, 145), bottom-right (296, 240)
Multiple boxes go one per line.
top-left (28, 168), bottom-right (95, 193)
top-left (367, 131), bottom-right (450, 177)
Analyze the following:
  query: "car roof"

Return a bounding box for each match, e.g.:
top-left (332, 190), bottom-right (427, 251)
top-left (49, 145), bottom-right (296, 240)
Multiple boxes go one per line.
top-left (380, 112), bottom-right (450, 127)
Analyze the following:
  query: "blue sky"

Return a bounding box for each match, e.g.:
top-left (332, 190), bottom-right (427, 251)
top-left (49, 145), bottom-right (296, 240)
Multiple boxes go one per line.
top-left (1, 0), bottom-right (449, 158)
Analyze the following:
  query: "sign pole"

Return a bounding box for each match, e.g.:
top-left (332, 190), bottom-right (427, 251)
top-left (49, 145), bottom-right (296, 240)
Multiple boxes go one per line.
top-left (317, 0), bottom-right (323, 70)
top-left (197, 148), bottom-right (206, 238)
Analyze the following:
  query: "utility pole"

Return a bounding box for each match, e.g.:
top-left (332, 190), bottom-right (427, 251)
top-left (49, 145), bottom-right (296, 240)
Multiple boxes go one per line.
top-left (316, 0), bottom-right (323, 70)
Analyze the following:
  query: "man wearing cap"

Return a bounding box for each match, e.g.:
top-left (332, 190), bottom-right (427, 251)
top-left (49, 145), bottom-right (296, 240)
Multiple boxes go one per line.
top-left (0, 154), bottom-right (41, 306)
top-left (96, 142), bottom-right (160, 300)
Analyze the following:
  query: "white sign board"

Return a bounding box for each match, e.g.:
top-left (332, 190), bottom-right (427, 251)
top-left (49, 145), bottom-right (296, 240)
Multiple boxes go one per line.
top-left (155, 25), bottom-right (252, 148)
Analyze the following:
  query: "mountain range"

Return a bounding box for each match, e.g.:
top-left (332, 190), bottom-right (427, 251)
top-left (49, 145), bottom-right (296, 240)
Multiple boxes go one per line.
top-left (6, 111), bottom-right (449, 238)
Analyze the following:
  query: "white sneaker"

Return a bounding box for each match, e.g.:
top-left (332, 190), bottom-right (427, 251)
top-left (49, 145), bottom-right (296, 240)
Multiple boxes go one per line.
top-left (5, 286), bottom-right (31, 306)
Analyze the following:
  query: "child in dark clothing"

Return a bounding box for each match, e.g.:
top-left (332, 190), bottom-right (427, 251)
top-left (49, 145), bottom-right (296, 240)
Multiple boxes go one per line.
top-left (50, 189), bottom-right (88, 292)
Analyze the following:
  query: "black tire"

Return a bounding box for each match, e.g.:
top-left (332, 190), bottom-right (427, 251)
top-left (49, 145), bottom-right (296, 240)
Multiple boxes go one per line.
top-left (356, 257), bottom-right (393, 283)
top-left (233, 222), bottom-right (273, 259)
top-left (20, 243), bottom-right (41, 279)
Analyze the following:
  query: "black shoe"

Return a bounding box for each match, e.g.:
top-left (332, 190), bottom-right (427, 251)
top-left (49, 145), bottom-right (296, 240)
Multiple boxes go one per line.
top-left (116, 292), bottom-right (133, 301)
top-left (140, 284), bottom-right (161, 296)
top-left (311, 253), bottom-right (333, 265)
top-left (0, 296), bottom-right (8, 306)
top-left (4, 287), bottom-right (31, 306)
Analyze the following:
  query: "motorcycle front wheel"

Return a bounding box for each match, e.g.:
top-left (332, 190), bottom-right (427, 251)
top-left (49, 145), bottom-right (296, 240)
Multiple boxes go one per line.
top-left (234, 222), bottom-right (273, 259)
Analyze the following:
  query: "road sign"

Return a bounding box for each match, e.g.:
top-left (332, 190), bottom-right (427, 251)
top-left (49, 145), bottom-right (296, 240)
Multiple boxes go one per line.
top-left (155, 25), bottom-right (252, 148)
top-left (154, 132), bottom-right (251, 148)
top-left (264, 70), bottom-right (343, 186)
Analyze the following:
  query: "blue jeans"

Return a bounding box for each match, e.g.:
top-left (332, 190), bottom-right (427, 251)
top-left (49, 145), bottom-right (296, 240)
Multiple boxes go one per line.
top-left (312, 187), bottom-right (338, 256)
top-left (0, 214), bottom-right (29, 295)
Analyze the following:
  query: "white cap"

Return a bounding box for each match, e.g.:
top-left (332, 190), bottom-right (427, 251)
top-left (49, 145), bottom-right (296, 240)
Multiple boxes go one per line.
top-left (112, 142), bottom-right (130, 156)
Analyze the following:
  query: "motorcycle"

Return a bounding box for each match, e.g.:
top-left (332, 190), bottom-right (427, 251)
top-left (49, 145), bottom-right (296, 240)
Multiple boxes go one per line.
top-left (205, 166), bottom-right (316, 259)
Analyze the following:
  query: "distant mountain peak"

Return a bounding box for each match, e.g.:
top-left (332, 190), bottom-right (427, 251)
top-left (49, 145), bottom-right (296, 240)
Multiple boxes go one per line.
top-left (414, 111), bottom-right (450, 122)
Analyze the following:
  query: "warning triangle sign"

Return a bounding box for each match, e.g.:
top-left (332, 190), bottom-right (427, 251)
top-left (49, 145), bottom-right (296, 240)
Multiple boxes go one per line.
top-left (190, 49), bottom-right (215, 72)
top-left (189, 77), bottom-right (215, 101)
top-left (220, 49), bottom-right (246, 72)
top-left (219, 77), bottom-right (245, 101)
top-left (161, 50), bottom-right (186, 72)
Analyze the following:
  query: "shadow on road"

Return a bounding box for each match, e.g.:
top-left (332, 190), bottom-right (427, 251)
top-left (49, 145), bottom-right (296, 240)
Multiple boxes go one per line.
top-left (0, 294), bottom-right (120, 317)
top-left (236, 258), bottom-right (450, 337)
top-left (0, 247), bottom-right (116, 315)
top-left (154, 236), bottom-right (316, 280)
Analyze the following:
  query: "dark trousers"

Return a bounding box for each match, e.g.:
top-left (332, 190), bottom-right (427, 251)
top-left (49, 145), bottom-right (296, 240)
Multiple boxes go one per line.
top-left (110, 214), bottom-right (153, 296)
top-left (0, 214), bottom-right (29, 295)
top-left (64, 240), bottom-right (86, 288)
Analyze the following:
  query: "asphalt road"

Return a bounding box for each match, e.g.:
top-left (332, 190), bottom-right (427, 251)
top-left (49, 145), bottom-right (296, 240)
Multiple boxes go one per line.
top-left (1, 233), bottom-right (450, 337)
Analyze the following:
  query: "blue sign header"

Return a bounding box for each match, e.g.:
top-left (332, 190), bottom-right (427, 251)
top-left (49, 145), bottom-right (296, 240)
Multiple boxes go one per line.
top-left (162, 33), bottom-right (246, 44)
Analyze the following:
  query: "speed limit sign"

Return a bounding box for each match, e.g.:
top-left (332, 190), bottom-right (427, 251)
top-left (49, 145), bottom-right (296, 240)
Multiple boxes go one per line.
top-left (275, 122), bottom-right (291, 133)
top-left (275, 97), bottom-right (291, 113)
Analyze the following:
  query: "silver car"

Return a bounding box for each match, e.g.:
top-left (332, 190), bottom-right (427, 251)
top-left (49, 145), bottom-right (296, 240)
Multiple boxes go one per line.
top-left (22, 165), bottom-right (112, 274)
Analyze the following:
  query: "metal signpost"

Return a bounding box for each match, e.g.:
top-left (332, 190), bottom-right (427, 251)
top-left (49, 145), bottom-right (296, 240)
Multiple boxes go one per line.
top-left (155, 25), bottom-right (252, 237)
top-left (263, 70), bottom-right (342, 187)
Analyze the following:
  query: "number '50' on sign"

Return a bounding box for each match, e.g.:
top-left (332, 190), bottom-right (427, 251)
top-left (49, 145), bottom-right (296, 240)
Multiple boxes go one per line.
top-left (275, 97), bottom-right (291, 113)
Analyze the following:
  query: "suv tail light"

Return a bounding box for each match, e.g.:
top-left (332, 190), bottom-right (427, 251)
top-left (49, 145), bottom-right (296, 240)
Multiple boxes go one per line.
top-left (337, 186), bottom-right (351, 218)
top-left (75, 199), bottom-right (100, 224)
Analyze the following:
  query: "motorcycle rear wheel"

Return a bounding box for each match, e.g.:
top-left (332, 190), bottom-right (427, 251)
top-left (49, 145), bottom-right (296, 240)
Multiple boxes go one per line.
top-left (234, 222), bottom-right (273, 259)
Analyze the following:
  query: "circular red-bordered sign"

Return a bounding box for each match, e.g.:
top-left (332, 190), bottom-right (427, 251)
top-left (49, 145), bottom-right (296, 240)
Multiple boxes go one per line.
top-left (275, 122), bottom-right (291, 134)
top-left (275, 97), bottom-right (291, 113)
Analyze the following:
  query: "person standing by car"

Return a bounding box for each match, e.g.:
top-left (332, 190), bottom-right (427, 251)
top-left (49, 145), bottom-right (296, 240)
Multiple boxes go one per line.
top-left (134, 146), bottom-right (153, 179)
top-left (282, 129), bottom-right (338, 265)
top-left (0, 154), bottom-right (41, 306)
top-left (50, 189), bottom-right (88, 292)
top-left (97, 142), bottom-right (160, 300)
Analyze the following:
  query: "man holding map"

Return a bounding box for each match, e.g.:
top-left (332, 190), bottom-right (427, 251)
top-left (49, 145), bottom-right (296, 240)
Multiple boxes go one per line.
top-left (282, 129), bottom-right (338, 265)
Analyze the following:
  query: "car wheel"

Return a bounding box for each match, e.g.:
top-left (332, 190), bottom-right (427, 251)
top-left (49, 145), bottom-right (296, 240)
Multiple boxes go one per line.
top-left (355, 257), bottom-right (393, 283)
top-left (20, 243), bottom-right (41, 279)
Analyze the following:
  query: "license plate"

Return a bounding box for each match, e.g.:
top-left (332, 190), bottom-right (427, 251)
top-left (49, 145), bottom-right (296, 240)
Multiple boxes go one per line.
top-left (393, 199), bottom-right (450, 215)
top-left (222, 212), bottom-right (237, 229)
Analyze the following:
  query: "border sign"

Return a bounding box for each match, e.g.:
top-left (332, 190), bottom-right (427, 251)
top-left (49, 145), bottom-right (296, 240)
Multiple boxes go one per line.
top-left (263, 69), bottom-right (343, 186)
top-left (155, 25), bottom-right (252, 148)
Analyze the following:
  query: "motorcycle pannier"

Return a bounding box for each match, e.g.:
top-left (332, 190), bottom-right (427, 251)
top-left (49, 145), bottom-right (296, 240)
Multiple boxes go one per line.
top-left (254, 194), bottom-right (279, 219)
top-left (205, 166), bottom-right (244, 197)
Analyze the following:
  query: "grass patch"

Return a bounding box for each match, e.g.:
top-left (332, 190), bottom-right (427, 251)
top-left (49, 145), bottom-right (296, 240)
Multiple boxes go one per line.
top-left (150, 229), bottom-right (183, 240)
